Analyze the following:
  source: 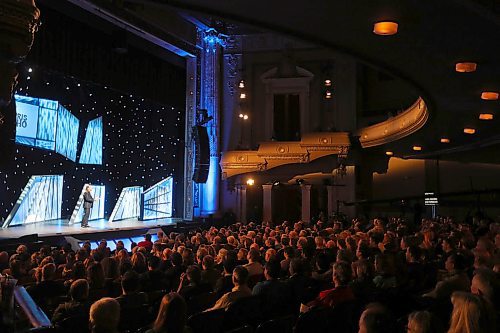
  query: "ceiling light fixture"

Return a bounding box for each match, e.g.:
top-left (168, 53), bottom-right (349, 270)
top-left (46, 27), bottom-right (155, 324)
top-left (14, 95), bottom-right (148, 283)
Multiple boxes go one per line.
top-left (463, 128), bottom-right (476, 134)
top-left (481, 92), bottom-right (499, 100)
top-left (385, 151), bottom-right (393, 156)
top-left (455, 62), bottom-right (477, 73)
top-left (412, 146), bottom-right (422, 151)
top-left (440, 138), bottom-right (450, 143)
top-left (479, 113), bottom-right (493, 120)
top-left (373, 21), bottom-right (398, 36)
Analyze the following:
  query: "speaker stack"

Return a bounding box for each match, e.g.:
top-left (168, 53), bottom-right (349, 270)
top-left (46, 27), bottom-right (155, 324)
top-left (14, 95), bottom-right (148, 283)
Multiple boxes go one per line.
top-left (192, 125), bottom-right (210, 183)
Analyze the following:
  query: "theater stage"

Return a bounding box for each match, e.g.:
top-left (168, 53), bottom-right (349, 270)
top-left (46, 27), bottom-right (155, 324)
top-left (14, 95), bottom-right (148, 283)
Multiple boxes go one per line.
top-left (0, 217), bottom-right (182, 241)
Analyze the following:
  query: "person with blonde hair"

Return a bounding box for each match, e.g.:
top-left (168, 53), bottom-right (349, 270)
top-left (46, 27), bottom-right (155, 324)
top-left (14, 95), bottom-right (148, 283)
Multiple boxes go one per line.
top-left (448, 291), bottom-right (496, 333)
top-left (147, 293), bottom-right (188, 333)
top-left (89, 297), bottom-right (120, 333)
top-left (407, 311), bottom-right (443, 333)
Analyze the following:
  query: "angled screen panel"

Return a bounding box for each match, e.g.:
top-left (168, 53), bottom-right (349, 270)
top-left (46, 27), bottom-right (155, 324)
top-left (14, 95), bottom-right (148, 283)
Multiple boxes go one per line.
top-left (109, 186), bottom-right (142, 222)
top-left (55, 104), bottom-right (79, 161)
top-left (79, 117), bottom-right (103, 165)
top-left (141, 177), bottom-right (173, 220)
top-left (69, 184), bottom-right (105, 225)
top-left (2, 175), bottom-right (63, 228)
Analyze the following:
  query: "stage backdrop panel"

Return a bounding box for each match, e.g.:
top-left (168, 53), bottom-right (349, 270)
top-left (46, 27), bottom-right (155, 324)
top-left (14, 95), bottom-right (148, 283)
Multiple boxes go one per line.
top-left (2, 175), bottom-right (63, 228)
top-left (109, 186), bottom-right (143, 222)
top-left (69, 184), bottom-right (105, 225)
top-left (141, 177), bottom-right (173, 220)
top-left (79, 116), bottom-right (103, 165)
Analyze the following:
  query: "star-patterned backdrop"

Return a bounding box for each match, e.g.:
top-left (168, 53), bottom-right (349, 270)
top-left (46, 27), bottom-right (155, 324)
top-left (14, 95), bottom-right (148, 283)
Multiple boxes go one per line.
top-left (0, 66), bottom-right (186, 221)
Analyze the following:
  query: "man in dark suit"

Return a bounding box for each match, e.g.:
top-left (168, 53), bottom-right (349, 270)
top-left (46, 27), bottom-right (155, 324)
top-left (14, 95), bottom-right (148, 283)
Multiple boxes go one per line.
top-left (82, 185), bottom-right (94, 228)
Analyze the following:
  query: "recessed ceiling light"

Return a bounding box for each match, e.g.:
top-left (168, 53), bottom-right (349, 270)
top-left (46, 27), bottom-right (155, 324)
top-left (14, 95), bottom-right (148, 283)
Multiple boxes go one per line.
top-left (412, 146), bottom-right (422, 151)
top-left (440, 138), bottom-right (450, 143)
top-left (464, 128), bottom-right (476, 134)
top-left (385, 151), bottom-right (393, 156)
top-left (373, 21), bottom-right (398, 36)
top-left (481, 92), bottom-right (499, 100)
top-left (479, 113), bottom-right (493, 120)
top-left (455, 62), bottom-right (477, 73)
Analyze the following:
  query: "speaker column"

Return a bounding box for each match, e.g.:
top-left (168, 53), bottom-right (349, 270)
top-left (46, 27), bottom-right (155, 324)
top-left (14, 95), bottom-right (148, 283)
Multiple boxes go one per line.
top-left (192, 125), bottom-right (210, 183)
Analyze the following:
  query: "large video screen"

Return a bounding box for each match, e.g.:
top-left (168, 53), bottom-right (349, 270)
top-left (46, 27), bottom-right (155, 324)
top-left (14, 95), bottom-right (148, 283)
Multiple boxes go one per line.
top-left (15, 94), bottom-right (79, 161)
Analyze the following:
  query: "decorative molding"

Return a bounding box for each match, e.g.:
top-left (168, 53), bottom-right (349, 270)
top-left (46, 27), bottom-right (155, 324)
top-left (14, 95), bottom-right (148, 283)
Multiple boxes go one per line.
top-left (357, 97), bottom-right (429, 148)
top-left (220, 132), bottom-right (350, 179)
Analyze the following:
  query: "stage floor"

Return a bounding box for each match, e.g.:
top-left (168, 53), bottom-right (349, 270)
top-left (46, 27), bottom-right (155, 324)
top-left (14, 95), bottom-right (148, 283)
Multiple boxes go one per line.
top-left (0, 217), bottom-right (181, 240)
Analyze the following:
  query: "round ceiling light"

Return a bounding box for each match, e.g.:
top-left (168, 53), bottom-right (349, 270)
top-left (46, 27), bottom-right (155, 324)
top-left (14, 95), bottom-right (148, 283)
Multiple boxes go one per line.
top-left (373, 21), bottom-right (398, 36)
top-left (455, 62), bottom-right (477, 73)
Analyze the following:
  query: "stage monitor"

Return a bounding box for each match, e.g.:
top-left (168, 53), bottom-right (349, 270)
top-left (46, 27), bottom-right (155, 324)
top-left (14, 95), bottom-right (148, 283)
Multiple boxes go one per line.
top-left (141, 177), bottom-right (173, 220)
top-left (69, 184), bottom-right (105, 225)
top-left (2, 175), bottom-right (63, 228)
top-left (14, 94), bottom-right (79, 161)
top-left (79, 116), bottom-right (103, 165)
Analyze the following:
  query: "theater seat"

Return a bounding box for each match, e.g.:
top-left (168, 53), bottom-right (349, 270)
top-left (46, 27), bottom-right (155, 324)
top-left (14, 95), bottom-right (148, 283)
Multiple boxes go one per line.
top-left (188, 308), bottom-right (225, 333)
top-left (256, 315), bottom-right (294, 333)
top-left (187, 291), bottom-right (218, 315)
top-left (224, 295), bottom-right (263, 330)
top-left (294, 307), bottom-right (334, 333)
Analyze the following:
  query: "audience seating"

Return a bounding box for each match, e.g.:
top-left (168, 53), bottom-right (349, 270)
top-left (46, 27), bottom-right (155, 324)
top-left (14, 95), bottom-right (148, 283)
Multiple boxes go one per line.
top-left (188, 308), bottom-right (225, 333)
top-left (255, 315), bottom-right (295, 333)
top-left (224, 295), bottom-right (264, 330)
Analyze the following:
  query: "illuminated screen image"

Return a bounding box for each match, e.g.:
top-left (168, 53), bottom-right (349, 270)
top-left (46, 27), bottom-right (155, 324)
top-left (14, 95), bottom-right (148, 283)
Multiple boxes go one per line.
top-left (79, 116), bottom-right (103, 165)
top-left (141, 177), bottom-right (173, 220)
top-left (15, 94), bottom-right (79, 161)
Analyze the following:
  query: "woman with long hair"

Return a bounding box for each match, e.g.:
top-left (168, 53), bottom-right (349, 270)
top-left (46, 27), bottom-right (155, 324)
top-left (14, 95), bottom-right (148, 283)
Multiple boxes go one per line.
top-left (448, 291), bottom-right (496, 333)
top-left (147, 293), bottom-right (189, 333)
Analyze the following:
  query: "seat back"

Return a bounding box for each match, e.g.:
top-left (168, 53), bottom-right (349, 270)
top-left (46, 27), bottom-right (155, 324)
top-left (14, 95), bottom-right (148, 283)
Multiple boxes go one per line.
top-left (187, 291), bottom-right (218, 315)
top-left (294, 307), bottom-right (333, 333)
top-left (224, 295), bottom-right (263, 330)
top-left (188, 308), bottom-right (225, 333)
top-left (256, 315), bottom-right (294, 333)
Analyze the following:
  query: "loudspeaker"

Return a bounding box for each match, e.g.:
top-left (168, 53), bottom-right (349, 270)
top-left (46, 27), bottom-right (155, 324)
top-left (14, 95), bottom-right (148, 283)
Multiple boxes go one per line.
top-left (192, 125), bottom-right (210, 183)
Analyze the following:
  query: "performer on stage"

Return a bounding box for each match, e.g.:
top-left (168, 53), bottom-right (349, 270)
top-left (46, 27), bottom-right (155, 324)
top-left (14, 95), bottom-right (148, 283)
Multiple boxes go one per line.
top-left (82, 185), bottom-right (95, 228)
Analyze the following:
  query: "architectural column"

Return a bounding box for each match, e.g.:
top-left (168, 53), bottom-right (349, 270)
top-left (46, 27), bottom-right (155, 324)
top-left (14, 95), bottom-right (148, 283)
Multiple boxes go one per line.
top-left (327, 185), bottom-right (335, 218)
top-left (262, 184), bottom-right (273, 223)
top-left (199, 28), bottom-right (225, 216)
top-left (239, 185), bottom-right (247, 223)
top-left (301, 184), bottom-right (312, 223)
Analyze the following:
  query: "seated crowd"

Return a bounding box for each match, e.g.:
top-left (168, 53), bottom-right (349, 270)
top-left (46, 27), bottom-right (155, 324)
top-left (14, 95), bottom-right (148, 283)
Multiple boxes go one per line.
top-left (1, 215), bottom-right (499, 333)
